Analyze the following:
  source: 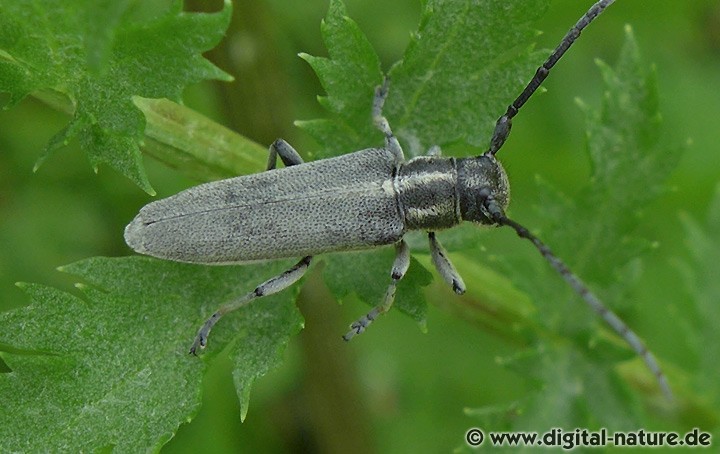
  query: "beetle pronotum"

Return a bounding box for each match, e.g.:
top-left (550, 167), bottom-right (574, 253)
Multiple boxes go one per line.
top-left (124, 0), bottom-right (672, 400)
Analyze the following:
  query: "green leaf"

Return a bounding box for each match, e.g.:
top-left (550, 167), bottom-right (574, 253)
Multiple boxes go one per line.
top-left (523, 26), bottom-right (682, 319)
top-left (677, 184), bottom-right (720, 407)
top-left (551, 26), bottom-right (680, 280)
top-left (300, 0), bottom-right (550, 158)
top-left (509, 343), bottom-right (642, 429)
top-left (387, 0), bottom-right (550, 156)
top-left (0, 0), bottom-right (233, 194)
top-left (0, 257), bottom-right (302, 451)
top-left (296, 0), bottom-right (384, 158)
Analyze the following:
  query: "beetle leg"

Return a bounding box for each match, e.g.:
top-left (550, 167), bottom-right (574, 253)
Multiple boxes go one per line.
top-left (428, 232), bottom-right (466, 295)
top-left (426, 145), bottom-right (442, 157)
top-left (343, 239), bottom-right (410, 341)
top-left (372, 78), bottom-right (405, 162)
top-left (267, 139), bottom-right (305, 170)
top-left (190, 256), bottom-right (312, 354)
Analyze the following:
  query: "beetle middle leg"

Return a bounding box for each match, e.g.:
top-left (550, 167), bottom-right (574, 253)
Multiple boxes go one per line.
top-left (267, 138), bottom-right (304, 169)
top-left (343, 239), bottom-right (411, 341)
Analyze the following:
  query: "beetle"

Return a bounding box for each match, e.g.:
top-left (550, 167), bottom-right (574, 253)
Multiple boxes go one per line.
top-left (124, 0), bottom-right (672, 399)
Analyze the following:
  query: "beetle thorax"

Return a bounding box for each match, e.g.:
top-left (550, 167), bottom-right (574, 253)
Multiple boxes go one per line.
top-left (395, 156), bottom-right (461, 230)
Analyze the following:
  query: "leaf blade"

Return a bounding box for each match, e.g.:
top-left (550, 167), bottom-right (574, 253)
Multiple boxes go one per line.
top-left (0, 256), bottom-right (302, 451)
top-left (0, 0), bottom-right (233, 193)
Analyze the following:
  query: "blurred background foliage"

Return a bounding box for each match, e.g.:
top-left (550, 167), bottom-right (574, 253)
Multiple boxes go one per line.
top-left (1, 0), bottom-right (718, 452)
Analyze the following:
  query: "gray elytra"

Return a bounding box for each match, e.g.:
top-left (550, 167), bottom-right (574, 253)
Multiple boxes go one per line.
top-left (124, 0), bottom-right (672, 400)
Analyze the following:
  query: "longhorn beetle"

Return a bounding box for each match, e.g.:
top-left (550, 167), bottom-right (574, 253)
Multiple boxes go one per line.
top-left (124, 0), bottom-right (673, 400)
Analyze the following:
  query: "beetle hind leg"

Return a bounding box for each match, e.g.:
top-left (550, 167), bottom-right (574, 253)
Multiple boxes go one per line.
top-left (190, 256), bottom-right (312, 354)
top-left (343, 239), bottom-right (410, 341)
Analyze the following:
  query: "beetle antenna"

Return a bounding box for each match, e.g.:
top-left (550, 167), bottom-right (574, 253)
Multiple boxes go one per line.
top-left (481, 192), bottom-right (673, 401)
top-left (488, 0), bottom-right (615, 155)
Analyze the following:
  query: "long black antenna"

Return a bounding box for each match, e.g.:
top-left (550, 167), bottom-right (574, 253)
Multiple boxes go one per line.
top-left (488, 0), bottom-right (616, 155)
top-left (480, 192), bottom-right (673, 400)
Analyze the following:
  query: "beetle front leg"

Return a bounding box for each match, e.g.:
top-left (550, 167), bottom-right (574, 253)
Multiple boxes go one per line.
top-left (343, 239), bottom-right (410, 341)
top-left (428, 232), bottom-right (466, 295)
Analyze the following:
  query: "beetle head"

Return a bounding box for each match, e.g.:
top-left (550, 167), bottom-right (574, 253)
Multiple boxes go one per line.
top-left (457, 153), bottom-right (510, 225)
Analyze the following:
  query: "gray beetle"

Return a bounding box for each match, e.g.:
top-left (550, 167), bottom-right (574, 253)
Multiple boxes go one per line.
top-left (124, 0), bottom-right (672, 400)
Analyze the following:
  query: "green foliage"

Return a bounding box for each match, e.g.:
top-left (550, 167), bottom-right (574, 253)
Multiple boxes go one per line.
top-left (677, 185), bottom-right (720, 410)
top-left (0, 0), bottom-right (232, 193)
top-left (299, 0), bottom-right (550, 157)
top-left (386, 0), bottom-right (549, 155)
top-left (537, 27), bottom-right (680, 335)
top-left (0, 257), bottom-right (302, 451)
top-left (545, 26), bottom-right (681, 283)
top-left (0, 0), bottom-right (709, 451)
top-left (297, 0), bottom-right (383, 158)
